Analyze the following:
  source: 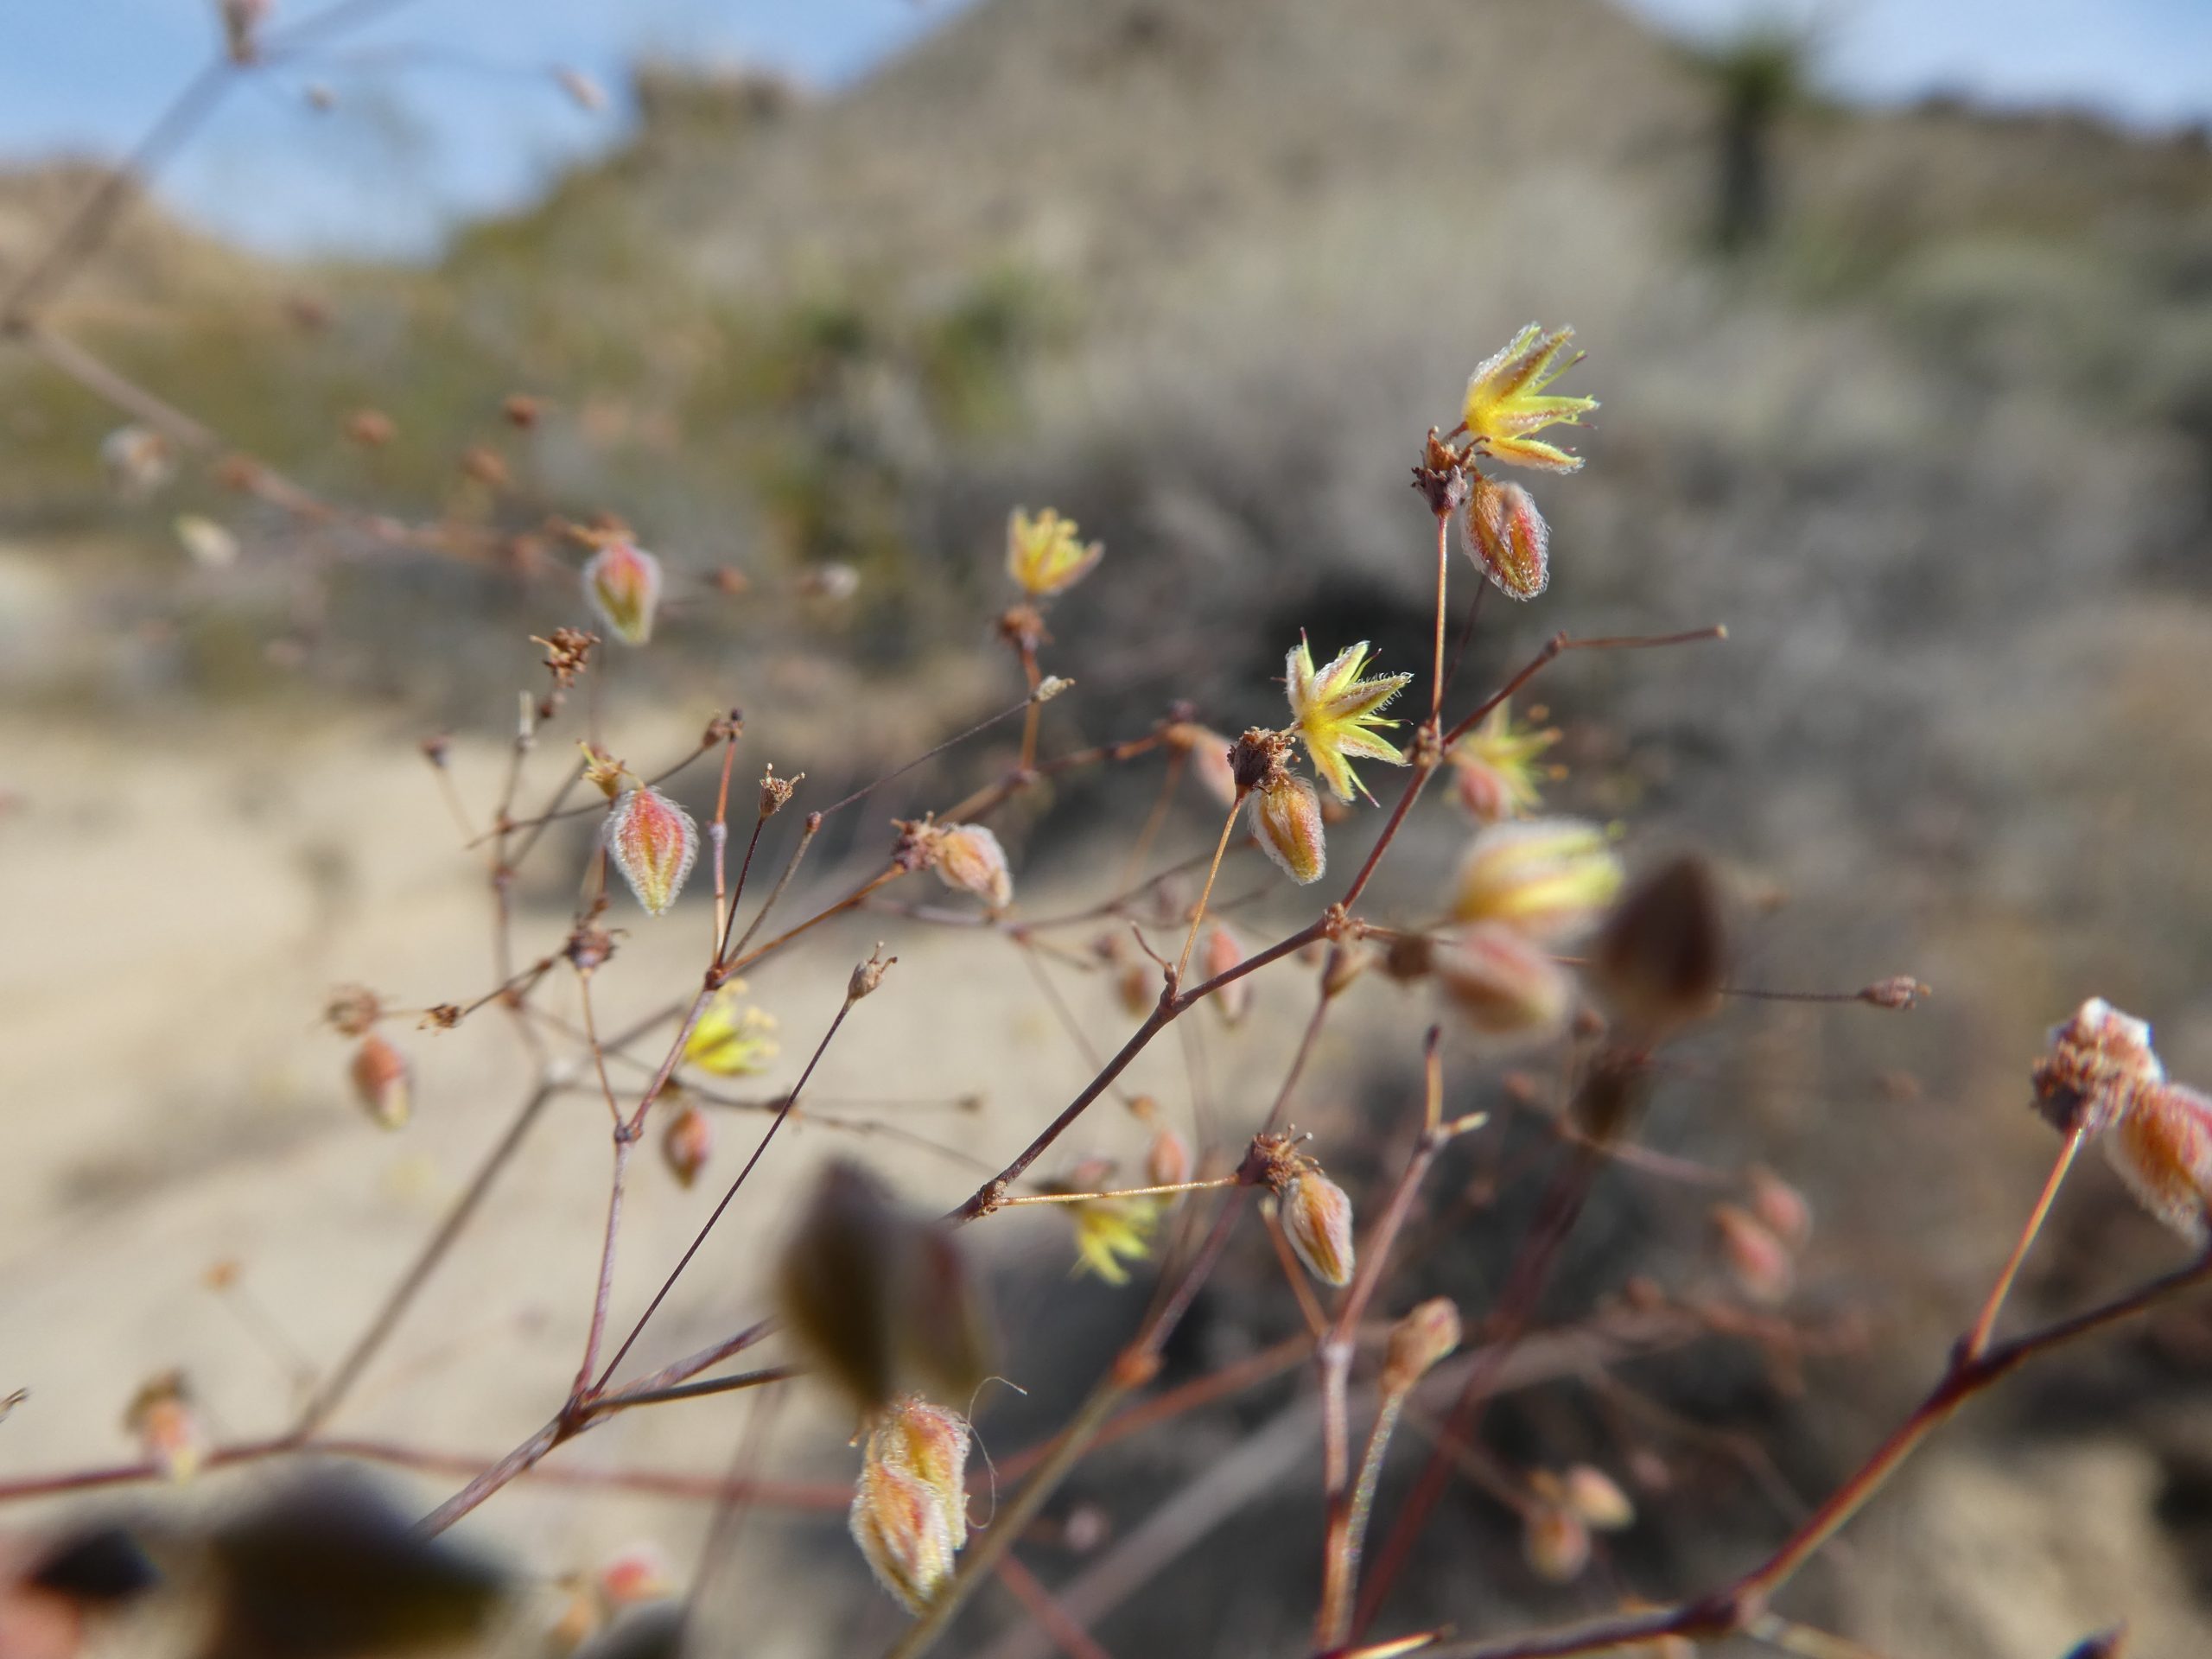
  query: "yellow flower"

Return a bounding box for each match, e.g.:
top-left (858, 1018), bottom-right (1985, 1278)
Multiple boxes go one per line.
top-left (1067, 1196), bottom-right (1160, 1285)
top-left (683, 982), bottom-right (780, 1076)
top-left (1451, 817), bottom-right (1624, 943)
top-left (1460, 323), bottom-right (1599, 473)
top-left (1447, 700), bottom-right (1561, 823)
top-left (1007, 507), bottom-right (1103, 598)
top-left (1287, 636), bottom-right (1414, 804)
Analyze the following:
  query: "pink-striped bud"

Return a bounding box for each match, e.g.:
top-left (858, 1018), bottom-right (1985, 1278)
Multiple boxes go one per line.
top-left (582, 540), bottom-right (664, 646)
top-left (1279, 1169), bottom-right (1355, 1287)
top-left (1146, 1126), bottom-right (1192, 1191)
top-left (933, 823), bottom-right (1013, 909)
top-left (349, 1034), bottom-right (410, 1129)
top-left (1204, 923), bottom-right (1250, 1023)
top-left (125, 1372), bottom-right (206, 1483)
top-left (605, 785), bottom-right (698, 915)
top-left (850, 1396), bottom-right (971, 1613)
top-left (1461, 475), bottom-right (1551, 601)
top-left (1712, 1202), bottom-right (1794, 1304)
top-left (597, 1542), bottom-right (677, 1606)
top-left (1250, 773), bottom-right (1326, 886)
top-left (1431, 923), bottom-right (1574, 1049)
top-left (1746, 1165), bottom-right (1812, 1251)
top-left (2106, 1081), bottom-right (2212, 1248)
top-left (661, 1103), bottom-right (714, 1189)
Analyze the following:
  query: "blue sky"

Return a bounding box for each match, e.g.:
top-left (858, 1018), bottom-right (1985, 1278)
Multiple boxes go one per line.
top-left (4, 0), bottom-right (2209, 260)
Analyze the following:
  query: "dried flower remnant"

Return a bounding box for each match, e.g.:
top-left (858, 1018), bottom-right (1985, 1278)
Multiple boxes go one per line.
top-left (850, 1397), bottom-right (971, 1612)
top-left (2031, 997), bottom-right (2165, 1135)
top-left (349, 1034), bottom-right (410, 1129)
top-left (532, 626), bottom-right (598, 691)
top-left (1460, 322), bottom-right (1599, 474)
top-left (1006, 507), bottom-right (1103, 599)
top-left (1431, 923), bottom-right (1575, 1049)
top-left (124, 1373), bottom-right (205, 1483)
top-left (1448, 701), bottom-right (1560, 823)
top-left (660, 1103), bottom-right (714, 1190)
top-left (1452, 818), bottom-right (1624, 943)
top-left (604, 785), bottom-right (698, 916)
top-left (933, 823), bottom-right (1014, 909)
top-left (683, 982), bottom-right (779, 1076)
top-left (1286, 637), bottom-right (1414, 804)
top-left (1251, 772), bottom-right (1328, 886)
top-left (324, 984), bottom-right (382, 1038)
top-left (582, 539), bottom-right (664, 646)
top-left (1461, 474), bottom-right (1553, 601)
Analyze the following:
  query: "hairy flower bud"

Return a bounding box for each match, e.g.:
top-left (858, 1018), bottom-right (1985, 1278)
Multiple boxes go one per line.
top-left (125, 1372), bottom-right (206, 1483)
top-left (1451, 818), bottom-right (1623, 943)
top-left (2106, 1081), bottom-right (2212, 1248)
top-left (349, 1034), bottom-right (410, 1130)
top-left (1712, 1202), bottom-right (1794, 1304)
top-left (1560, 1465), bottom-right (1635, 1532)
top-left (1381, 1298), bottom-right (1461, 1395)
top-left (605, 785), bottom-right (698, 916)
top-left (1431, 924), bottom-right (1574, 1049)
top-left (1204, 923), bottom-right (1250, 1022)
top-left (1522, 1502), bottom-right (1591, 1582)
top-left (850, 1398), bottom-right (972, 1612)
top-left (175, 513), bottom-right (239, 569)
top-left (102, 424), bottom-right (173, 499)
top-left (597, 1543), bottom-right (677, 1606)
top-left (582, 540), bottom-right (664, 646)
top-left (660, 1103), bottom-right (714, 1190)
top-left (1461, 474), bottom-right (1552, 601)
top-left (1164, 721), bottom-right (1240, 809)
top-left (1146, 1126), bottom-right (1192, 1191)
top-left (933, 823), bottom-right (1013, 909)
top-left (1250, 773), bottom-right (1327, 886)
top-left (1746, 1165), bottom-right (1812, 1251)
top-left (1279, 1169), bottom-right (1356, 1288)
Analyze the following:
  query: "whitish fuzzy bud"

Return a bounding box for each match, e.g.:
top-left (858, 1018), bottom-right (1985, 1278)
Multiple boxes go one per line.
top-left (349, 1034), bottom-right (410, 1129)
top-left (850, 1398), bottom-right (972, 1612)
top-left (1431, 924), bottom-right (1574, 1049)
top-left (796, 562), bottom-right (861, 601)
top-left (2032, 996), bottom-right (2164, 1135)
top-left (175, 513), bottom-right (239, 569)
top-left (1250, 773), bottom-right (1327, 886)
top-left (660, 1103), bottom-right (714, 1189)
top-left (582, 540), bottom-right (664, 646)
top-left (125, 1372), bottom-right (206, 1482)
top-left (1589, 855), bottom-right (1729, 1037)
top-left (1461, 475), bottom-right (1552, 601)
top-left (1381, 1298), bottom-right (1461, 1395)
top-left (1712, 1202), bottom-right (1794, 1304)
top-left (1451, 817), bottom-right (1623, 943)
top-left (1560, 1465), bottom-right (1635, 1531)
top-left (1204, 923), bottom-right (1250, 1021)
top-left (1522, 1502), bottom-right (1590, 1582)
top-left (932, 823), bottom-right (1013, 909)
top-left (1279, 1169), bottom-right (1356, 1288)
top-left (101, 423), bottom-right (174, 499)
top-left (605, 785), bottom-right (698, 915)
top-left (2106, 1080), bottom-right (2212, 1247)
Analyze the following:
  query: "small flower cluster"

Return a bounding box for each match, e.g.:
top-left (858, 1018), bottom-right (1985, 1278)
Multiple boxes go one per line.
top-left (849, 1395), bottom-right (973, 1613)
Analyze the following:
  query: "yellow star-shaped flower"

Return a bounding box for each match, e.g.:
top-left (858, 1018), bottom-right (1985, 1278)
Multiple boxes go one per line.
top-left (1068, 1196), bottom-right (1159, 1285)
top-left (1461, 323), bottom-right (1599, 473)
top-left (1287, 637), bottom-right (1414, 804)
top-left (1447, 700), bottom-right (1563, 823)
top-left (683, 982), bottom-right (780, 1076)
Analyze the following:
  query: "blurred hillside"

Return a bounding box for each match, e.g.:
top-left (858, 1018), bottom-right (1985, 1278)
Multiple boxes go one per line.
top-left (4, 0), bottom-right (2212, 1651)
